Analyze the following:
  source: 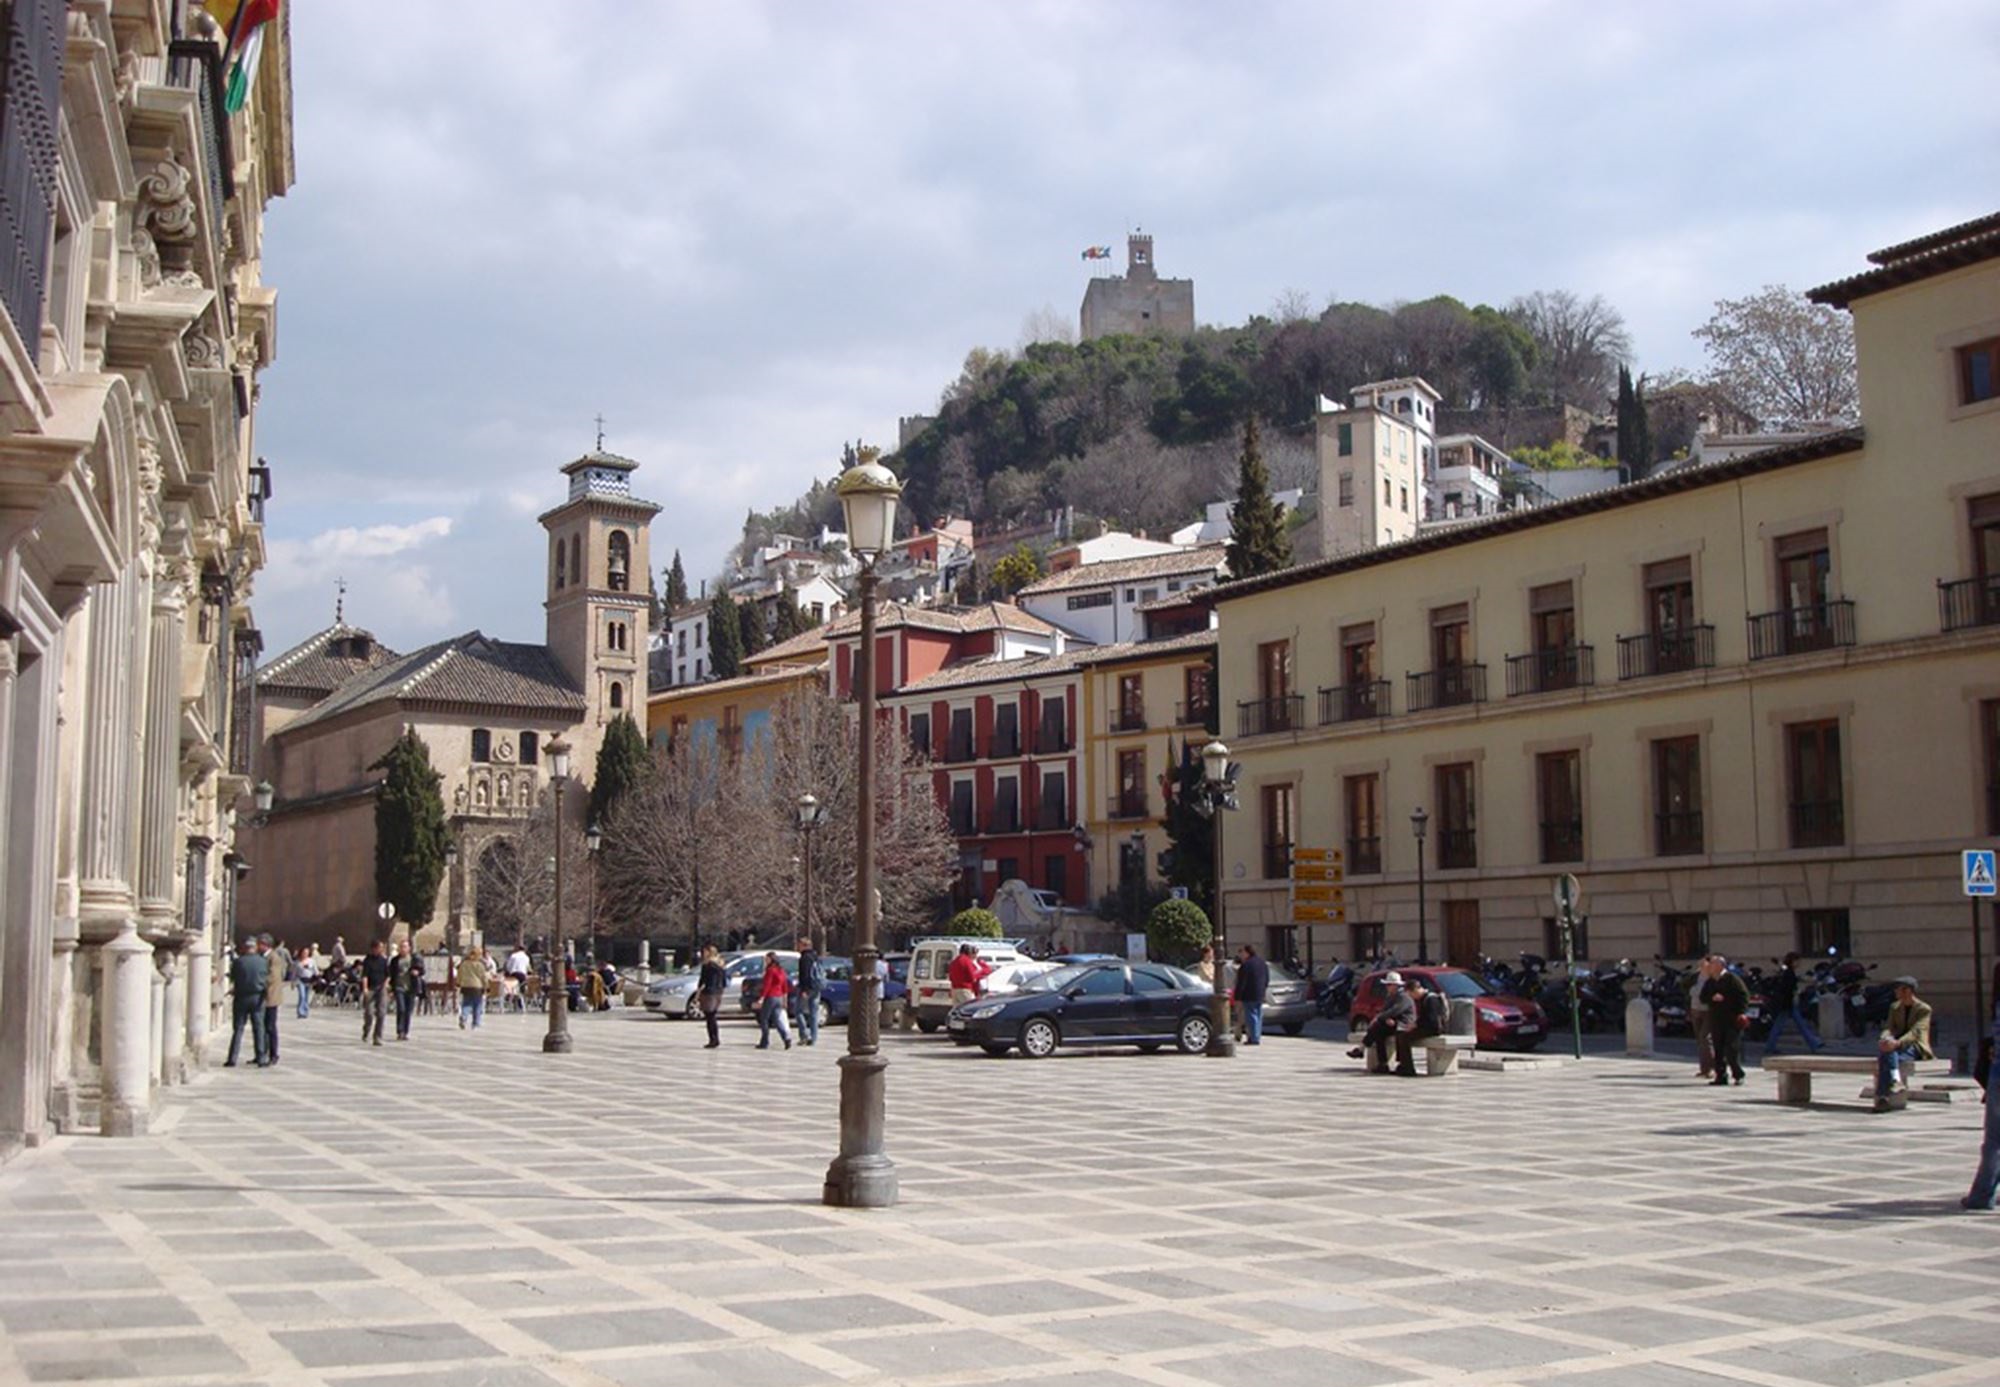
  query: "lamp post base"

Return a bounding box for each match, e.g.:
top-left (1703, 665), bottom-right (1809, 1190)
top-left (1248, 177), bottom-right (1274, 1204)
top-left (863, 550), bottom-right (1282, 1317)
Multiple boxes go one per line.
top-left (542, 1030), bottom-right (572, 1054)
top-left (1205, 1033), bottom-right (1238, 1058)
top-left (822, 1053), bottom-right (897, 1208)
top-left (1205, 996), bottom-right (1236, 1058)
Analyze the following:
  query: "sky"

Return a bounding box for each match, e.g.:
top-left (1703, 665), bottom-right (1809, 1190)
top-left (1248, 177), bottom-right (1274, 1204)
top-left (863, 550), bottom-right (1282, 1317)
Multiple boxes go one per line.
top-left (251, 0), bottom-right (1999, 659)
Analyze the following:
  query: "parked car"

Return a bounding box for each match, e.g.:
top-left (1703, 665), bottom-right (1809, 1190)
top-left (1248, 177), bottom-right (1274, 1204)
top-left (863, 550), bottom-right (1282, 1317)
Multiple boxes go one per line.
top-left (908, 936), bottom-right (1040, 1031)
top-left (1257, 962), bottom-right (1317, 1036)
top-left (643, 951), bottom-right (795, 1019)
top-left (947, 959), bottom-right (1218, 1058)
top-left (1348, 966), bottom-right (1546, 1050)
top-left (734, 955), bottom-right (910, 1025)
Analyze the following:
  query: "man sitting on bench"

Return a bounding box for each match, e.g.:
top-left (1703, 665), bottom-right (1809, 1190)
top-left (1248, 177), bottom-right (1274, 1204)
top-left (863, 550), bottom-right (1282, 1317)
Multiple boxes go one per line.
top-left (1874, 975), bottom-right (1934, 1112)
top-left (1394, 975), bottom-right (1450, 1076)
top-left (1349, 972), bottom-right (1414, 1071)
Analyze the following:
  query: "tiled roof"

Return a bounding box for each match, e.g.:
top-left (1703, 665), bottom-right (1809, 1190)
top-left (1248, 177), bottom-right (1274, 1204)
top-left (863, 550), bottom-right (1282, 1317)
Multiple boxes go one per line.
top-left (893, 652), bottom-right (1080, 696)
top-left (745, 625), bottom-right (831, 668)
top-left (281, 631), bottom-right (584, 735)
top-left (647, 663), bottom-right (824, 704)
top-left (1015, 546), bottom-right (1228, 597)
top-left (1135, 584), bottom-right (1219, 614)
top-left (822, 600), bottom-right (1056, 640)
top-left (1209, 428), bottom-right (1864, 605)
top-left (257, 623), bottom-right (399, 696)
top-left (1069, 629), bottom-right (1217, 667)
top-left (1809, 212), bottom-right (2000, 308)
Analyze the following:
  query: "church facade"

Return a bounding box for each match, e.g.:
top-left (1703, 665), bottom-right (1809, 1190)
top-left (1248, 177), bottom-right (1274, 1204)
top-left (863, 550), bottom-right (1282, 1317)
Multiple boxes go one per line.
top-left (236, 450), bottom-right (658, 952)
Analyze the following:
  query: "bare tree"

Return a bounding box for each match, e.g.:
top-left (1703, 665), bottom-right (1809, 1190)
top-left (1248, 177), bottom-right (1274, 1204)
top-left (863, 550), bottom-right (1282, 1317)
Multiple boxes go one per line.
top-left (1270, 287), bottom-right (1315, 324)
top-left (473, 800), bottom-right (592, 949)
top-left (1691, 284), bottom-right (1857, 427)
top-left (1018, 303), bottom-right (1078, 348)
top-left (599, 737), bottom-right (746, 955)
top-left (1509, 289), bottom-right (1633, 408)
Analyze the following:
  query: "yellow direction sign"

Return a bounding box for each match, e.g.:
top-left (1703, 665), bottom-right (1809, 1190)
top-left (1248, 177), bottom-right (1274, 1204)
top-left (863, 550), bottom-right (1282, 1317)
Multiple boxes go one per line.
top-left (1292, 847), bottom-right (1332, 863)
top-left (1293, 883), bottom-right (1345, 904)
top-left (1291, 863), bottom-right (1344, 883)
top-left (1293, 904), bottom-right (1347, 924)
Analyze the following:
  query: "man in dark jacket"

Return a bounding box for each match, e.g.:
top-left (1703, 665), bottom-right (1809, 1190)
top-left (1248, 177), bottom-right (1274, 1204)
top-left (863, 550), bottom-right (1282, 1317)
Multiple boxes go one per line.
top-left (1349, 972), bottom-right (1415, 1070)
top-left (359, 940), bottom-right (392, 1046)
top-left (1705, 955), bottom-right (1751, 1085)
top-left (1234, 945), bottom-right (1271, 1045)
top-left (225, 940), bottom-right (269, 1067)
top-left (390, 940), bottom-right (424, 1041)
top-left (1394, 975), bottom-right (1451, 1076)
top-left (796, 941), bottom-right (824, 1047)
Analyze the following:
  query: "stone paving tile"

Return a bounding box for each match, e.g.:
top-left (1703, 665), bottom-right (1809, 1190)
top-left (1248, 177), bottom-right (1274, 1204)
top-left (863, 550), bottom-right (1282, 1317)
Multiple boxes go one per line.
top-left (0, 1010), bottom-right (1995, 1387)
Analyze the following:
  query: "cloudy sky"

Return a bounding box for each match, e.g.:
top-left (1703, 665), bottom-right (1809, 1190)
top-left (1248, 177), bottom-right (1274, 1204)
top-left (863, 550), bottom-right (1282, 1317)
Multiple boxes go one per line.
top-left (252, 0), bottom-right (1997, 657)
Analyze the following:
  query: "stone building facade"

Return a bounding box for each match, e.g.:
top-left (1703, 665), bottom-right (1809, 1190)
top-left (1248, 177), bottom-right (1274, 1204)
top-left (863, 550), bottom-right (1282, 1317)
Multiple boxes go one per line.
top-left (0, 2), bottom-right (293, 1152)
top-left (1079, 234), bottom-right (1195, 341)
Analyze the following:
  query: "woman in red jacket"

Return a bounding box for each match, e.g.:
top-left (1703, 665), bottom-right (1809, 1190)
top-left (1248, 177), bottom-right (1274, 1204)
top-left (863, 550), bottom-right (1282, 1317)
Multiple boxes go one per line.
top-left (756, 952), bottom-right (793, 1051)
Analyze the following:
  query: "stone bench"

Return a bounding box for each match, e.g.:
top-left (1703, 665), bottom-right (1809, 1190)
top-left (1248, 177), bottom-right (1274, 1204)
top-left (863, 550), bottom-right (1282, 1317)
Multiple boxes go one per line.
top-left (1761, 1053), bottom-right (1954, 1106)
top-left (1348, 1031), bottom-right (1476, 1075)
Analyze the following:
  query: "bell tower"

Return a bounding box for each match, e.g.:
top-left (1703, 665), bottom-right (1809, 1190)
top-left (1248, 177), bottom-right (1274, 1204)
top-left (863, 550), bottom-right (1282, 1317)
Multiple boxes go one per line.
top-left (540, 447), bottom-right (660, 773)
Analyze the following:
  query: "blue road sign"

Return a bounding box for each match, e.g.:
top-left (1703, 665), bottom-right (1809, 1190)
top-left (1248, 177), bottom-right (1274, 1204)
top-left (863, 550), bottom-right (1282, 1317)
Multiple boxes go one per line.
top-left (1966, 849), bottom-right (1997, 898)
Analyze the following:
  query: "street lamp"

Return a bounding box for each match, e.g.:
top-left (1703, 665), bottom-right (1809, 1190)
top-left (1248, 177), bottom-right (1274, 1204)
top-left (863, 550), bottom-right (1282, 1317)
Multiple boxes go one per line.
top-left (797, 792), bottom-right (828, 950)
top-left (585, 821), bottom-right (602, 971)
top-left (825, 452), bottom-right (901, 1209)
top-left (543, 735), bottom-right (573, 1054)
top-left (443, 840), bottom-right (460, 953)
top-left (1198, 738), bottom-right (1238, 1059)
top-left (1410, 805), bottom-right (1430, 965)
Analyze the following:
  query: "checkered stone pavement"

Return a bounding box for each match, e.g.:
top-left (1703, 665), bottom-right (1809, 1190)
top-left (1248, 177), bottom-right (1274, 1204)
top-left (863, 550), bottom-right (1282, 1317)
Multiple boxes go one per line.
top-left (0, 1005), bottom-right (1995, 1387)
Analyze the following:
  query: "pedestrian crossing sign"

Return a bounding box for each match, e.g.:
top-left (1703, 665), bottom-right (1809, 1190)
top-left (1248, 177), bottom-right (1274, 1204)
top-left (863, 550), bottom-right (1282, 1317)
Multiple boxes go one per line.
top-left (1967, 849), bottom-right (1997, 898)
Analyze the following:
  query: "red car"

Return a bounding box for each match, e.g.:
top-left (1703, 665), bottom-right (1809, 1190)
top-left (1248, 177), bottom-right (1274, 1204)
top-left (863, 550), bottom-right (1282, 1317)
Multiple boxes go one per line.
top-left (1348, 966), bottom-right (1546, 1050)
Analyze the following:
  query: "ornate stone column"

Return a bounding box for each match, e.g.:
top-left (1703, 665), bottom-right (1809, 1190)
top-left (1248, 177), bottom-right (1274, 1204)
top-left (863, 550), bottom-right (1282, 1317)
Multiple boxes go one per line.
top-left (148, 956), bottom-right (165, 1088)
top-left (75, 562), bottom-right (139, 919)
top-left (98, 924), bottom-right (153, 1136)
top-left (184, 929), bottom-right (212, 1064)
top-left (135, 561), bottom-right (186, 932)
top-left (157, 948), bottom-right (183, 1084)
top-left (47, 918), bottom-right (80, 1131)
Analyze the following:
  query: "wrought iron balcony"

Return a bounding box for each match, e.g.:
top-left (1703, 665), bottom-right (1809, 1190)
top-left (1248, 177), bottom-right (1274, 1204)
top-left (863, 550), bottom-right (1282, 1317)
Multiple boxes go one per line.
top-left (1539, 819), bottom-right (1584, 864)
top-left (1655, 810), bottom-right (1704, 856)
top-left (166, 40), bottom-right (236, 268)
top-left (1437, 827), bottom-right (1477, 870)
top-left (1788, 799), bottom-right (1845, 849)
top-left (1406, 664), bottom-right (1486, 713)
top-left (1346, 835), bottom-right (1382, 875)
top-left (1617, 625), bottom-right (1715, 680)
top-left (1175, 697), bottom-right (1218, 732)
top-left (1506, 645), bottom-right (1594, 696)
top-left (1747, 600), bottom-right (1855, 660)
top-left (1237, 694), bottom-right (1303, 737)
top-left (1107, 792), bottom-right (1150, 821)
top-left (1318, 680), bottom-right (1389, 725)
top-left (1110, 706), bottom-right (1147, 734)
top-left (1939, 576), bottom-right (2000, 633)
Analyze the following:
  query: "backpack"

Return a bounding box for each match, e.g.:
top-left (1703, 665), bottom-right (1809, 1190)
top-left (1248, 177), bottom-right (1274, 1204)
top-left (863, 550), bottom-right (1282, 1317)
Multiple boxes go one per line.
top-left (801, 955), bottom-right (824, 993)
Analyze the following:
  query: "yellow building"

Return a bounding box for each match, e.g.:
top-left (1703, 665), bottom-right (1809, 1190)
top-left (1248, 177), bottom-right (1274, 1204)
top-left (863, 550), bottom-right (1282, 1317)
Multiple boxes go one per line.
top-left (645, 624), bottom-right (830, 755)
top-left (1210, 213), bottom-right (2000, 1021)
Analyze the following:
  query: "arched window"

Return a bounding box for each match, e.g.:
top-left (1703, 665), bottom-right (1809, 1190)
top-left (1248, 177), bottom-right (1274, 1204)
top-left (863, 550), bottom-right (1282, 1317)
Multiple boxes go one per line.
top-left (519, 731), bottom-right (539, 765)
top-left (607, 530), bottom-right (631, 591)
top-left (553, 538), bottom-right (566, 589)
top-left (570, 534), bottom-right (582, 591)
top-left (471, 728), bottom-right (492, 762)
top-left (610, 681), bottom-right (624, 711)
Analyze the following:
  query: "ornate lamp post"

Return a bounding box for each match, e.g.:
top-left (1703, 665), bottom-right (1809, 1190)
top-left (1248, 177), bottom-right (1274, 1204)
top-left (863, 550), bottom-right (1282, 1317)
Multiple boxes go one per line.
top-left (585, 821), bottom-right (602, 970)
top-left (443, 840), bottom-right (460, 952)
top-left (1410, 805), bottom-right (1430, 965)
top-left (797, 792), bottom-right (828, 949)
top-left (543, 735), bottom-right (573, 1054)
top-left (1199, 738), bottom-right (1238, 1059)
top-left (824, 453), bottom-right (901, 1209)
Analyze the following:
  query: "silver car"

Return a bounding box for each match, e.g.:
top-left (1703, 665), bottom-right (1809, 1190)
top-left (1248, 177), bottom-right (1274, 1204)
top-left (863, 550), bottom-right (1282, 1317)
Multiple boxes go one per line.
top-left (642, 952), bottom-right (794, 1019)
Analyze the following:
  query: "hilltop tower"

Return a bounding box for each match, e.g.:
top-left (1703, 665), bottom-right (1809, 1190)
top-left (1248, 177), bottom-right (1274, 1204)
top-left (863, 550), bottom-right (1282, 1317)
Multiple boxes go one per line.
top-left (1079, 231), bottom-right (1196, 341)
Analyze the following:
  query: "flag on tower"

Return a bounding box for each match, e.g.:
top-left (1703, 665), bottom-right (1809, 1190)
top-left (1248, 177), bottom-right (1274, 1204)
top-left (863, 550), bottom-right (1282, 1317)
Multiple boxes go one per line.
top-left (213, 0), bottom-right (282, 114)
top-left (1080, 245), bottom-right (1113, 261)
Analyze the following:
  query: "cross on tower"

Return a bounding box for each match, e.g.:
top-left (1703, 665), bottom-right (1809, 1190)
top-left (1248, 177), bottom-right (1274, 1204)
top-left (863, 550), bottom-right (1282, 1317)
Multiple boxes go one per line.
top-left (334, 577), bottom-right (346, 623)
top-left (594, 414), bottom-right (606, 451)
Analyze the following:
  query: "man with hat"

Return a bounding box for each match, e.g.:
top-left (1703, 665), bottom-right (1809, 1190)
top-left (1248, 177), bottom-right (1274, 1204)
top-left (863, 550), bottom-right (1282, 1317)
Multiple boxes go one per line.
top-left (1873, 975), bottom-right (1934, 1112)
top-left (1348, 971), bottom-right (1415, 1072)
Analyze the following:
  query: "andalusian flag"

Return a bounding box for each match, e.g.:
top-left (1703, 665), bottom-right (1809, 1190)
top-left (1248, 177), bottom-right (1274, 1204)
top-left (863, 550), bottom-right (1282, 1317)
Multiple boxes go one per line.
top-left (209, 0), bottom-right (281, 114)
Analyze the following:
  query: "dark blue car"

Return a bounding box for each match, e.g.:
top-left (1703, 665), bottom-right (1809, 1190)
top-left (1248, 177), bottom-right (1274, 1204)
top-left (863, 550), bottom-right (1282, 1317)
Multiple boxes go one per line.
top-left (739, 955), bottom-right (908, 1026)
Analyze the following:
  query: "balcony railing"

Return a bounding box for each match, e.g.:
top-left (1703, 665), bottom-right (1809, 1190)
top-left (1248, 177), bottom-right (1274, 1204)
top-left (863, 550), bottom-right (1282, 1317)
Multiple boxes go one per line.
top-left (989, 730), bottom-right (1020, 759)
top-left (1506, 645), bottom-right (1594, 696)
top-left (985, 809), bottom-right (1020, 835)
top-left (1655, 810), bottom-right (1705, 856)
top-left (1318, 680), bottom-right (1389, 725)
top-left (1406, 664), bottom-right (1486, 713)
top-left (1107, 793), bottom-right (1150, 821)
top-left (1788, 799), bottom-right (1845, 849)
top-left (1032, 726), bottom-right (1072, 755)
top-left (1110, 707), bottom-right (1148, 734)
top-left (944, 734), bottom-right (976, 763)
top-left (1237, 695), bottom-right (1303, 737)
top-left (1939, 576), bottom-right (2000, 633)
top-left (1436, 827), bottom-right (1477, 870)
top-left (1747, 600), bottom-right (1855, 660)
top-left (1033, 803), bottom-right (1071, 831)
top-left (1175, 698), bottom-right (1218, 731)
top-left (1261, 841), bottom-right (1293, 880)
top-left (1617, 625), bottom-right (1716, 680)
top-left (1346, 836), bottom-right (1382, 875)
top-left (1539, 819), bottom-right (1584, 864)
top-left (166, 40), bottom-right (236, 269)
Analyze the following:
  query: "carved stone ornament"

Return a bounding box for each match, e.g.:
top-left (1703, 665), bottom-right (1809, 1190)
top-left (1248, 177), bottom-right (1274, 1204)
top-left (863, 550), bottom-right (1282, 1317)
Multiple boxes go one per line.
top-left (232, 333), bottom-right (260, 370)
top-left (135, 158), bottom-right (198, 286)
top-left (183, 330), bottom-right (223, 370)
top-left (493, 739), bottom-right (515, 763)
top-left (115, 49), bottom-right (140, 103)
top-left (136, 435), bottom-right (163, 497)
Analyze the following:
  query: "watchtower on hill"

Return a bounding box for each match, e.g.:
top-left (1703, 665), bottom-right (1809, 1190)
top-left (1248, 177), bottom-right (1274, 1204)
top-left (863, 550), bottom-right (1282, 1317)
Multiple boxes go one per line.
top-left (1080, 232), bottom-right (1195, 341)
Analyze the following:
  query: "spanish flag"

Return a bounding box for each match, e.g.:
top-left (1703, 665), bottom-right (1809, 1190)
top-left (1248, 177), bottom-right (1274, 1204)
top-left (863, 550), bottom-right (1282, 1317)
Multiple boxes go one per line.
top-left (207, 0), bottom-right (281, 114)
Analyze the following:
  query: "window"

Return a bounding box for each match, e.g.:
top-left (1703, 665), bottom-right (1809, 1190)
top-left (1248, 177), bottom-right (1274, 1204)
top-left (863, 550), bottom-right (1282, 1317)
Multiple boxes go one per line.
top-left (949, 780), bottom-right (975, 835)
top-left (1773, 528), bottom-right (1833, 633)
top-left (1399, 485), bottom-right (1408, 514)
top-left (1344, 773), bottom-right (1381, 874)
top-left (1338, 471), bottom-right (1354, 506)
top-left (1646, 558), bottom-right (1694, 637)
top-left (1542, 915), bottom-right (1591, 961)
top-left (609, 682), bottom-right (624, 710)
top-left (1125, 589), bottom-right (1136, 603)
top-left (607, 530), bottom-right (631, 591)
top-left (1258, 639), bottom-right (1292, 701)
top-left (471, 729), bottom-right (492, 763)
top-left (1037, 697), bottom-right (1068, 754)
top-left (1350, 921), bottom-right (1385, 961)
top-left (1653, 736), bottom-right (1703, 855)
top-left (1260, 783), bottom-right (1294, 879)
top-left (1116, 674), bottom-right (1144, 731)
top-left (1043, 855), bottom-right (1068, 902)
top-left (1132, 965), bottom-right (1178, 993)
top-left (1431, 603), bottom-right (1469, 669)
top-left (992, 701), bottom-right (1019, 757)
top-left (997, 856), bottom-right (1019, 883)
top-left (554, 540), bottom-right (567, 589)
top-left (1985, 699), bottom-right (2000, 834)
top-left (1114, 749), bottom-right (1147, 818)
top-left (1067, 591), bottom-right (1113, 610)
top-left (1337, 422), bottom-right (1353, 456)
top-left (1530, 581), bottom-right (1576, 655)
top-left (1537, 750), bottom-right (1583, 863)
top-left (677, 630), bottom-right (687, 655)
top-left (1796, 908), bottom-right (1851, 957)
top-left (1038, 771), bottom-right (1068, 829)
top-left (992, 776), bottom-right (1019, 833)
top-left (1182, 664), bottom-right (1213, 725)
top-left (1436, 762), bottom-right (1476, 869)
top-left (570, 535), bottom-right (582, 592)
top-left (519, 731), bottom-right (539, 766)
top-left (1959, 336), bottom-right (2000, 405)
top-left (695, 658), bottom-right (704, 679)
top-left (1383, 477), bottom-right (1393, 506)
top-left (908, 711), bottom-right (931, 758)
top-left (947, 708), bottom-right (974, 761)
top-left (1659, 913), bottom-right (1709, 959)
top-left (1786, 720), bottom-right (1844, 847)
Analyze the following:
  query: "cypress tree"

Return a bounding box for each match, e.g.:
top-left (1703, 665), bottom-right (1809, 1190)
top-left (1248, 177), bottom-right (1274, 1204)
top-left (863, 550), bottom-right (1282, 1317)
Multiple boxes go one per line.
top-left (771, 585), bottom-right (803, 642)
top-left (707, 590), bottom-right (742, 679)
top-left (589, 713), bottom-right (650, 826)
top-left (1225, 413), bottom-right (1290, 580)
top-left (1633, 373), bottom-right (1653, 479)
top-left (664, 550), bottom-right (689, 609)
top-left (369, 729), bottom-right (449, 937)
top-left (738, 597), bottom-right (767, 658)
top-left (1615, 365), bottom-right (1648, 477)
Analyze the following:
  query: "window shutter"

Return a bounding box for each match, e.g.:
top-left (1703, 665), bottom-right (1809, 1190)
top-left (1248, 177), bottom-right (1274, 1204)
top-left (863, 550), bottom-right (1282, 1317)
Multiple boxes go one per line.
top-left (0, 0), bottom-right (64, 346)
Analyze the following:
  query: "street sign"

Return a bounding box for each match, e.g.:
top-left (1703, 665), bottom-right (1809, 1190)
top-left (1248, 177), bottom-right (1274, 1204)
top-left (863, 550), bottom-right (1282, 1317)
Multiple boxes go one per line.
top-left (1553, 873), bottom-right (1582, 917)
top-left (1293, 883), bottom-right (1344, 904)
top-left (1966, 849), bottom-right (1997, 898)
top-left (1292, 847), bottom-right (1332, 864)
top-left (1292, 864), bottom-right (1343, 883)
top-left (377, 902), bottom-right (396, 921)
top-left (1169, 886), bottom-right (1189, 900)
top-left (1293, 904), bottom-right (1346, 924)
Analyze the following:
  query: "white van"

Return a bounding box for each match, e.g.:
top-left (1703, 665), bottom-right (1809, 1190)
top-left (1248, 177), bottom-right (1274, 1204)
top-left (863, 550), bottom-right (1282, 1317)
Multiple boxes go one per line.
top-left (908, 936), bottom-right (1041, 1031)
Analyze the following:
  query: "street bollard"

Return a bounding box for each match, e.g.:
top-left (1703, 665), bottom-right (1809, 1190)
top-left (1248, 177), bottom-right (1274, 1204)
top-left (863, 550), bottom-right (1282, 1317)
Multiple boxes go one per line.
top-left (1817, 991), bottom-right (1845, 1044)
top-left (1447, 998), bottom-right (1478, 1037)
top-left (1625, 996), bottom-right (1654, 1056)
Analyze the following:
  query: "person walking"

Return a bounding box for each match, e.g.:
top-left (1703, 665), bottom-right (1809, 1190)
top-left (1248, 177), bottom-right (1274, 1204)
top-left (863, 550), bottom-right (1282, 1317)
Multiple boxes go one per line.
top-left (1873, 976), bottom-right (1934, 1112)
top-left (755, 951), bottom-right (793, 1050)
top-left (697, 945), bottom-right (727, 1049)
top-left (294, 944), bottom-right (319, 1019)
top-left (505, 944), bottom-right (531, 1013)
top-left (390, 940), bottom-right (423, 1040)
top-left (259, 935), bottom-right (291, 1065)
top-left (1687, 957), bottom-right (1714, 1079)
top-left (457, 947), bottom-right (491, 1029)
top-left (1349, 972), bottom-right (1414, 1071)
top-left (224, 939), bottom-right (270, 1067)
top-left (796, 939), bottom-right (825, 1047)
top-left (1394, 975), bottom-right (1450, 1076)
top-left (1961, 962), bottom-right (2000, 1211)
top-left (358, 940), bottom-right (391, 1045)
top-left (1234, 944), bottom-right (1271, 1046)
top-left (1763, 952), bottom-right (1825, 1056)
top-left (1705, 955), bottom-right (1750, 1086)
top-left (330, 935), bottom-right (348, 973)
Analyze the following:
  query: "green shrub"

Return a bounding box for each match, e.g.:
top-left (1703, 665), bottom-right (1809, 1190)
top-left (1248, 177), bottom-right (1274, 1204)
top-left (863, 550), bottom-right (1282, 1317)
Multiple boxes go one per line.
top-left (1146, 897), bottom-right (1211, 967)
top-left (946, 907), bottom-right (1004, 939)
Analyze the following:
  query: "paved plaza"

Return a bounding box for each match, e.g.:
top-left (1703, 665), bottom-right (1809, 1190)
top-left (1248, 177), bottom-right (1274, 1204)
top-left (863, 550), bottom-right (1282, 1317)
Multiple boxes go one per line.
top-left (0, 1005), bottom-right (1994, 1387)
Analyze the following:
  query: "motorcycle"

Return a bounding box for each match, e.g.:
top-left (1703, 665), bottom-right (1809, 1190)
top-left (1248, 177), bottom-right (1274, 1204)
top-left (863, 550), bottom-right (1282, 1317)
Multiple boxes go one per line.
top-left (1316, 959), bottom-right (1358, 1021)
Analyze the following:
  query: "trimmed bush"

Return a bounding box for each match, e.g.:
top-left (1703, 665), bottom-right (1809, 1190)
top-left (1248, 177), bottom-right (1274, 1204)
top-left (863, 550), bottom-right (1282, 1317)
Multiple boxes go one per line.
top-left (1146, 897), bottom-right (1211, 967)
top-left (946, 907), bottom-right (1004, 939)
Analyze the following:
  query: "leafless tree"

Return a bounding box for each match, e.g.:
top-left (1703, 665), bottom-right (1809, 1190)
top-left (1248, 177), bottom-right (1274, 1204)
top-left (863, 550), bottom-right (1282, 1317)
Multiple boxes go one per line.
top-left (1509, 289), bottom-right (1633, 408)
top-left (472, 800), bottom-right (592, 949)
top-left (1270, 287), bottom-right (1315, 324)
top-left (1691, 285), bottom-right (1857, 426)
top-left (1018, 303), bottom-right (1078, 348)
